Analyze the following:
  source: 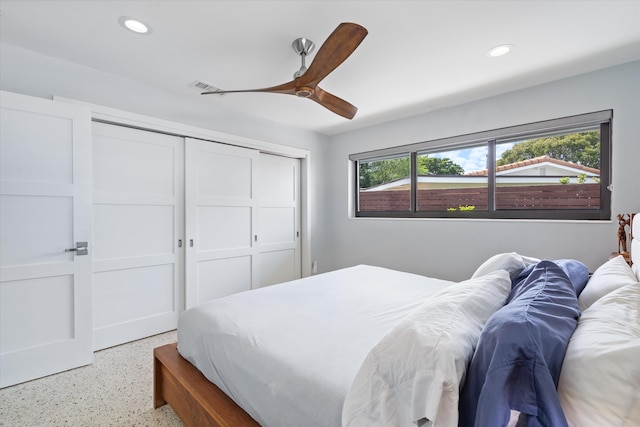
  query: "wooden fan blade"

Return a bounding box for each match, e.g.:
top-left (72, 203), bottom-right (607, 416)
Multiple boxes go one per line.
top-left (297, 22), bottom-right (368, 87)
top-left (201, 80), bottom-right (296, 95)
top-left (309, 86), bottom-right (358, 119)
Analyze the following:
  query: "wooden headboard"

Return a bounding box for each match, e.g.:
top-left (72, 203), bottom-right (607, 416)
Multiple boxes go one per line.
top-left (631, 213), bottom-right (638, 274)
top-left (616, 213), bottom-right (636, 268)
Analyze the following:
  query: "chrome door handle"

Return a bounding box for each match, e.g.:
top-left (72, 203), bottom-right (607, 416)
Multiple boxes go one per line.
top-left (65, 241), bottom-right (88, 256)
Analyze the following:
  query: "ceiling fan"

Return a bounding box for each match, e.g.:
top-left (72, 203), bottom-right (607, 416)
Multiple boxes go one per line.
top-left (201, 22), bottom-right (368, 120)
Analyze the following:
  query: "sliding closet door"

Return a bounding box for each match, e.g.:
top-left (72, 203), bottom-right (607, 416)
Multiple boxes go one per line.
top-left (91, 122), bottom-right (184, 350)
top-left (185, 138), bottom-right (258, 308)
top-left (257, 153), bottom-right (301, 287)
top-left (0, 91), bottom-right (92, 387)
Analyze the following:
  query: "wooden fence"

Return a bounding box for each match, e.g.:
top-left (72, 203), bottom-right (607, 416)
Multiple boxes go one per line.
top-left (359, 183), bottom-right (600, 211)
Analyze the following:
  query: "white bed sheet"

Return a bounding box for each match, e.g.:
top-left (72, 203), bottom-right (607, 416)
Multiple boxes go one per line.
top-left (177, 264), bottom-right (454, 427)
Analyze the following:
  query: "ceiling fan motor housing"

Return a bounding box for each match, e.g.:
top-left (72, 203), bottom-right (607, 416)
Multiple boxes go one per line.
top-left (295, 85), bottom-right (313, 98)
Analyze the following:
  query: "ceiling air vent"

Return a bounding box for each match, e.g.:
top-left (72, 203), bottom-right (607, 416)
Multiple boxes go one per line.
top-left (189, 80), bottom-right (222, 93)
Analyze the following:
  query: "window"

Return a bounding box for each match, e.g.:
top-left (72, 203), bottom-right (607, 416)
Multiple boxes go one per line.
top-left (416, 146), bottom-right (489, 213)
top-left (358, 154), bottom-right (412, 212)
top-left (352, 111), bottom-right (611, 220)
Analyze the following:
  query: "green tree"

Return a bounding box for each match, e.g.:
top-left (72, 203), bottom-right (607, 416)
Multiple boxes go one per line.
top-left (359, 157), bottom-right (410, 188)
top-left (359, 156), bottom-right (464, 189)
top-left (497, 131), bottom-right (600, 168)
top-left (418, 156), bottom-right (465, 175)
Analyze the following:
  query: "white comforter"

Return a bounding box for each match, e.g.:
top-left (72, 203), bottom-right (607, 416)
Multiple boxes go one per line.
top-left (177, 265), bottom-right (454, 427)
top-left (342, 270), bottom-right (511, 427)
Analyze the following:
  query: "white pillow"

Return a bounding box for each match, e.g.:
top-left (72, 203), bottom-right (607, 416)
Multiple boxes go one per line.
top-left (558, 283), bottom-right (640, 426)
top-left (471, 252), bottom-right (540, 279)
top-left (578, 255), bottom-right (638, 311)
top-left (342, 270), bottom-right (511, 427)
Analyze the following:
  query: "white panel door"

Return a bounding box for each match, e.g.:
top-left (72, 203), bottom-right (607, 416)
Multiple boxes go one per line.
top-left (257, 154), bottom-right (301, 287)
top-left (91, 122), bottom-right (184, 350)
top-left (185, 138), bottom-right (258, 308)
top-left (0, 91), bottom-right (92, 387)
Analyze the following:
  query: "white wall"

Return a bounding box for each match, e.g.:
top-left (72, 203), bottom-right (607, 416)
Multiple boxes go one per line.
top-left (0, 43), bottom-right (332, 274)
top-left (327, 61), bottom-right (640, 280)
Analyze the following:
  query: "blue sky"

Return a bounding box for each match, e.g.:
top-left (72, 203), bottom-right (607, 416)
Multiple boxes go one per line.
top-left (429, 143), bottom-right (515, 174)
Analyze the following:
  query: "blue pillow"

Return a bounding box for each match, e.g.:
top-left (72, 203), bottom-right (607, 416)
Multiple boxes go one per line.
top-left (553, 259), bottom-right (589, 296)
top-left (510, 258), bottom-right (589, 298)
top-left (459, 260), bottom-right (581, 427)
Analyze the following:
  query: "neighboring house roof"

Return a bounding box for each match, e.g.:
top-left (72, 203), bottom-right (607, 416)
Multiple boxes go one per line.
top-left (465, 155), bottom-right (600, 176)
top-left (363, 155), bottom-right (600, 191)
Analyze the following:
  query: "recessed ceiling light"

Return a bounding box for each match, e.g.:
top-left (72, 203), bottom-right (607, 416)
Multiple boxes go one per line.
top-left (487, 44), bottom-right (513, 57)
top-left (118, 16), bottom-right (152, 35)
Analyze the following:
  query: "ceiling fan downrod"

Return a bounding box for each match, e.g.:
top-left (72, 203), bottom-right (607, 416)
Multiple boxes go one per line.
top-left (292, 37), bottom-right (315, 80)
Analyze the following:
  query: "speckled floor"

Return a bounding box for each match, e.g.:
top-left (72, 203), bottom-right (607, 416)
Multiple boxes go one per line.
top-left (0, 331), bottom-right (184, 427)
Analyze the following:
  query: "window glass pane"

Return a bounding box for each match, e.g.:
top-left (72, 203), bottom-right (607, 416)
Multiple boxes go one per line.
top-left (358, 155), bottom-right (411, 212)
top-left (495, 129), bottom-right (601, 210)
top-left (416, 146), bottom-right (488, 212)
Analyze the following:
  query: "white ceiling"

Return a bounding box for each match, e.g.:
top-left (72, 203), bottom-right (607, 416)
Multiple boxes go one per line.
top-left (1, 0), bottom-right (639, 136)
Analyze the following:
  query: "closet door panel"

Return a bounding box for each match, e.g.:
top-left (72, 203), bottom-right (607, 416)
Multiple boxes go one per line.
top-left (93, 204), bottom-right (175, 259)
top-left (185, 138), bottom-right (258, 308)
top-left (196, 151), bottom-right (253, 198)
top-left (0, 195), bottom-right (73, 266)
top-left (1, 275), bottom-right (75, 353)
top-left (93, 264), bottom-right (175, 329)
top-left (259, 250), bottom-right (296, 286)
top-left (257, 154), bottom-right (301, 287)
top-left (93, 134), bottom-right (175, 195)
top-left (196, 256), bottom-right (252, 302)
top-left (0, 107), bottom-right (73, 183)
top-left (92, 122), bottom-right (184, 350)
top-left (197, 206), bottom-right (252, 251)
top-left (261, 207), bottom-right (296, 246)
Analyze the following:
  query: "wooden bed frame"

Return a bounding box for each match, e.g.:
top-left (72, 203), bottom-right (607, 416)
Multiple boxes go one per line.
top-left (154, 343), bottom-right (259, 427)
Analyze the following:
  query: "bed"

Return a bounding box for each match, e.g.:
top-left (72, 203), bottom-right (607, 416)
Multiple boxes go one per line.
top-left (154, 213), bottom-right (639, 427)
